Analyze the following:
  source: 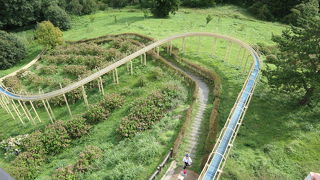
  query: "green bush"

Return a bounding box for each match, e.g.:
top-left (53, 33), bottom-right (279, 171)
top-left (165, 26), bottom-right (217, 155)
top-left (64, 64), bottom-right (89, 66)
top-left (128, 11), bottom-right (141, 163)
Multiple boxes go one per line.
top-left (64, 117), bottom-right (91, 139)
top-left (136, 76), bottom-right (147, 87)
top-left (151, 67), bottom-right (164, 80)
top-left (39, 65), bottom-right (57, 75)
top-left (44, 5), bottom-right (71, 30)
top-left (118, 84), bottom-right (186, 137)
top-left (42, 121), bottom-right (71, 155)
top-left (108, 0), bottom-right (128, 8)
top-left (35, 21), bottom-right (63, 48)
top-left (2, 76), bottom-right (23, 92)
top-left (100, 93), bottom-right (125, 112)
top-left (22, 131), bottom-right (46, 155)
top-left (73, 145), bottom-right (103, 172)
top-left (83, 104), bottom-right (110, 124)
top-left (63, 65), bottom-right (88, 76)
top-left (54, 145), bottom-right (102, 179)
top-left (10, 152), bottom-right (45, 180)
top-left (0, 30), bottom-right (26, 69)
top-left (151, 0), bottom-right (179, 18)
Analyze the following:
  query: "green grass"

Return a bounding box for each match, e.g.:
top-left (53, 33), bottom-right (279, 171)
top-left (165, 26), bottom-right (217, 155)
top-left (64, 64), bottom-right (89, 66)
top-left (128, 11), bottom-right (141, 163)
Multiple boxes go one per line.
top-left (1, 4), bottom-right (319, 180)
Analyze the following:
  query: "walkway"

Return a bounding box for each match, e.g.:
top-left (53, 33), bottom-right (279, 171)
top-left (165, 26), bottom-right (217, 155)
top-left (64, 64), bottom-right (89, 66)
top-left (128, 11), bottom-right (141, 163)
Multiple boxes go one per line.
top-left (161, 57), bottom-right (209, 180)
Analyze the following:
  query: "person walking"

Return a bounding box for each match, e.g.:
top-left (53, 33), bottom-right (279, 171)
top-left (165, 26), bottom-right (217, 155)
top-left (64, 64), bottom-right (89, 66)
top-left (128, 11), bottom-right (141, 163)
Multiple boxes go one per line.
top-left (183, 154), bottom-right (192, 169)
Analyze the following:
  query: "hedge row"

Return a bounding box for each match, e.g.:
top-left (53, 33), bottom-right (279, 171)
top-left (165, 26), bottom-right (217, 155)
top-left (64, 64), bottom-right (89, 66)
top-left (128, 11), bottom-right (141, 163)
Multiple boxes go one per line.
top-left (5, 93), bottom-right (124, 179)
top-left (118, 84), bottom-right (186, 138)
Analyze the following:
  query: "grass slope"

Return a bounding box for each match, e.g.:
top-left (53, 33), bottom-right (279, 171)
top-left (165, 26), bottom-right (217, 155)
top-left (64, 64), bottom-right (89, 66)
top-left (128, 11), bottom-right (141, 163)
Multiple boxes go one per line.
top-left (1, 5), bottom-right (319, 180)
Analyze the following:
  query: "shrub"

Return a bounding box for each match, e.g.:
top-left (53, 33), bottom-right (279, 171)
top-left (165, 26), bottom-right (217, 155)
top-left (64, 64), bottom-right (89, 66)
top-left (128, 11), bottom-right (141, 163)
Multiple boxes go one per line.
top-left (80, 0), bottom-right (98, 15)
top-left (0, 30), bottom-right (26, 69)
top-left (39, 65), bottom-right (57, 75)
top-left (44, 5), bottom-right (71, 30)
top-left (206, 14), bottom-right (213, 25)
top-left (22, 131), bottom-right (46, 155)
top-left (0, 134), bottom-right (28, 159)
top-left (118, 84), bottom-right (186, 137)
top-left (151, 67), bottom-right (164, 80)
top-left (100, 93), bottom-right (125, 112)
top-left (104, 48), bottom-right (122, 61)
top-left (73, 145), bottom-right (103, 172)
top-left (151, 0), bottom-right (179, 18)
top-left (42, 121), bottom-right (71, 155)
top-left (35, 21), bottom-right (63, 48)
top-left (10, 152), bottom-right (45, 180)
top-left (2, 76), bottom-right (23, 92)
top-left (63, 65), bottom-right (88, 76)
top-left (64, 117), bottom-right (91, 139)
top-left (82, 104), bottom-right (110, 124)
top-left (136, 76), bottom-right (147, 87)
top-left (108, 0), bottom-right (128, 8)
top-left (67, 0), bottom-right (83, 15)
top-left (66, 88), bottom-right (83, 104)
top-left (54, 165), bottom-right (76, 180)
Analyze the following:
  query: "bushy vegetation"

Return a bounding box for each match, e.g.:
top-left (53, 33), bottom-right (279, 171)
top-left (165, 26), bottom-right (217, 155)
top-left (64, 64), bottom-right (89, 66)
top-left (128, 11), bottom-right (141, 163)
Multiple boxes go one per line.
top-left (151, 0), bottom-right (180, 18)
top-left (44, 5), bottom-right (71, 30)
top-left (35, 21), bottom-right (64, 48)
top-left (118, 82), bottom-right (187, 137)
top-left (263, 18), bottom-right (320, 106)
top-left (0, 31), bottom-right (26, 70)
top-left (54, 145), bottom-right (103, 179)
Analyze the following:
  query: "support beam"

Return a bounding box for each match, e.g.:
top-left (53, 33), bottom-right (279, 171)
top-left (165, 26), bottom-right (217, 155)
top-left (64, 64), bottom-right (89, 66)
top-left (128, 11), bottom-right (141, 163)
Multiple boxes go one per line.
top-left (0, 95), bottom-right (16, 120)
top-left (112, 69), bottom-right (116, 83)
top-left (46, 99), bottom-right (55, 120)
top-left (18, 100), bottom-right (31, 122)
top-left (212, 38), bottom-right (218, 56)
top-left (130, 61), bottom-right (133, 75)
top-left (10, 99), bottom-right (24, 124)
top-left (169, 41), bottom-right (173, 56)
top-left (99, 77), bottom-right (105, 96)
top-left (23, 101), bottom-right (35, 125)
top-left (224, 41), bottom-right (233, 62)
top-left (42, 99), bottom-right (54, 123)
top-left (143, 53), bottom-right (147, 65)
top-left (141, 54), bottom-right (143, 64)
top-left (182, 37), bottom-right (186, 54)
top-left (30, 101), bottom-right (41, 123)
top-left (60, 83), bottom-right (72, 118)
top-left (157, 47), bottom-right (160, 56)
top-left (115, 68), bottom-right (119, 84)
top-left (81, 85), bottom-right (89, 107)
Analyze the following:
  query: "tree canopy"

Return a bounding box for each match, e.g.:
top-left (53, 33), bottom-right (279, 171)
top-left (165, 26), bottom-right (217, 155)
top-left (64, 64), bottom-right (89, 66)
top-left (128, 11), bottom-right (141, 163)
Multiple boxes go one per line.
top-left (263, 18), bottom-right (320, 105)
top-left (151, 0), bottom-right (180, 18)
top-left (35, 21), bottom-right (64, 48)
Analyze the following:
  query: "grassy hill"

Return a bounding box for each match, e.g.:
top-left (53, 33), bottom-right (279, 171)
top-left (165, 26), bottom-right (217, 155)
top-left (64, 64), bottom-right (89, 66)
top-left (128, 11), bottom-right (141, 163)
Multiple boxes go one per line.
top-left (1, 5), bottom-right (319, 180)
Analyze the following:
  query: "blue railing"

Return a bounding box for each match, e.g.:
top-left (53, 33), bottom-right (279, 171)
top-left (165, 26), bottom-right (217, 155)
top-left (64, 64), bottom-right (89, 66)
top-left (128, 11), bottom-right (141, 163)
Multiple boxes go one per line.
top-left (203, 53), bottom-right (260, 179)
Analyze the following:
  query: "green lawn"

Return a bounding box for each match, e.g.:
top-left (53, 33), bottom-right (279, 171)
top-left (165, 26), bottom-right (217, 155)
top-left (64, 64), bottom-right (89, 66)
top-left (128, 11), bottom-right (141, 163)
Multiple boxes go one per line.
top-left (1, 5), bottom-right (319, 180)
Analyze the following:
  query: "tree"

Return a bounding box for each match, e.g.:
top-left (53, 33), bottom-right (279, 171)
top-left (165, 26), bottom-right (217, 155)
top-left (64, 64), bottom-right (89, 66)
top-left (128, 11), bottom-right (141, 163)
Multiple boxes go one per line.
top-left (0, 0), bottom-right (42, 28)
top-left (182, 0), bottom-right (216, 7)
top-left (263, 18), bottom-right (320, 105)
top-left (151, 0), bottom-right (180, 18)
top-left (285, 0), bottom-right (319, 26)
top-left (0, 31), bottom-right (26, 69)
top-left (44, 5), bottom-right (71, 30)
top-left (35, 21), bottom-right (64, 48)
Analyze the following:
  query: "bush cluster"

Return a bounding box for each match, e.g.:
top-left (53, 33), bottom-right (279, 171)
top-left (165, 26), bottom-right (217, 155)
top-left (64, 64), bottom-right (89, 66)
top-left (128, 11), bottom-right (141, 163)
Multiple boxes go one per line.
top-left (118, 84), bottom-right (186, 137)
top-left (63, 65), bottom-right (88, 76)
top-left (54, 145), bottom-right (103, 179)
top-left (9, 117), bottom-right (93, 179)
top-left (0, 30), bottom-right (26, 70)
top-left (82, 104), bottom-right (110, 124)
top-left (100, 93), bottom-right (125, 112)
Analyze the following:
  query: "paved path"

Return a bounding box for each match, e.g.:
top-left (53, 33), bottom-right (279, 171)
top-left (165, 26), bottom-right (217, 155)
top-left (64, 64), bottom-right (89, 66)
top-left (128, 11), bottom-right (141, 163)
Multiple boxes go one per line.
top-left (161, 57), bottom-right (209, 180)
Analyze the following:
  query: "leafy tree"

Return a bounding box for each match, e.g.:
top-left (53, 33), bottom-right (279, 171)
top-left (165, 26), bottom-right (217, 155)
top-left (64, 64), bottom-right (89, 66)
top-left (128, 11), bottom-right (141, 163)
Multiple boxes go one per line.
top-left (80, 0), bottom-right (98, 14)
top-left (263, 18), bottom-right (320, 105)
top-left (182, 0), bottom-right (215, 7)
top-left (67, 0), bottom-right (83, 15)
top-left (151, 0), bottom-right (180, 18)
top-left (0, 31), bottom-right (26, 69)
top-left (44, 5), bottom-right (71, 30)
top-left (285, 0), bottom-right (319, 26)
top-left (0, 0), bottom-right (42, 28)
top-left (108, 0), bottom-right (128, 8)
top-left (35, 21), bottom-right (64, 48)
